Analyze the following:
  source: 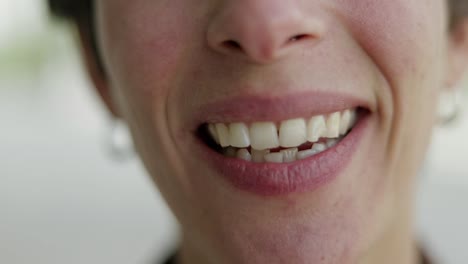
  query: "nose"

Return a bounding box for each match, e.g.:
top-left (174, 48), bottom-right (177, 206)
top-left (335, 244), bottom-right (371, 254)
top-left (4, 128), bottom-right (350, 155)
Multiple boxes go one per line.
top-left (207, 0), bottom-right (325, 64)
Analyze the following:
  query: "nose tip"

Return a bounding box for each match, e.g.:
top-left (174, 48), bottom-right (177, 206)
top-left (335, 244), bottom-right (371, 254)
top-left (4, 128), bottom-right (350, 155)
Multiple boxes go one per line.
top-left (207, 1), bottom-right (325, 64)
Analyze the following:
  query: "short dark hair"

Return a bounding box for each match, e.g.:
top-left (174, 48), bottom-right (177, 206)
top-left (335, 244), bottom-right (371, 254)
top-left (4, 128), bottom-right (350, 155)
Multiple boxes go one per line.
top-left (451, 0), bottom-right (468, 28)
top-left (49, 0), bottom-right (103, 72)
top-left (48, 0), bottom-right (92, 23)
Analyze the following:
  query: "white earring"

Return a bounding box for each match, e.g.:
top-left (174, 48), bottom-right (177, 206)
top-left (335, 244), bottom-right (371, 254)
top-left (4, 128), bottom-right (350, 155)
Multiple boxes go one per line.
top-left (105, 118), bottom-right (135, 162)
top-left (438, 88), bottom-right (462, 125)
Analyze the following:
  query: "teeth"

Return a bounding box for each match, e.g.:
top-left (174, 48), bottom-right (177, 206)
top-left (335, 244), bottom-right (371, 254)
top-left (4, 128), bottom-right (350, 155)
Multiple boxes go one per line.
top-left (249, 122), bottom-right (280, 151)
top-left (339, 110), bottom-right (352, 135)
top-left (252, 149), bottom-right (270, 163)
top-left (207, 108), bottom-right (359, 162)
top-left (307, 116), bottom-right (327, 142)
top-left (297, 148), bottom-right (320, 160)
top-left (297, 142), bottom-right (327, 160)
top-left (281, 148), bottom-right (298, 162)
top-left (325, 112), bottom-right (341, 138)
top-left (264, 152), bottom-right (284, 163)
top-left (223, 147), bottom-right (237, 158)
top-left (279, 118), bottom-right (307, 148)
top-left (215, 123), bottom-right (230, 147)
top-left (326, 138), bottom-right (338, 148)
top-left (312, 142), bottom-right (327, 152)
top-left (208, 124), bottom-right (220, 144)
top-left (236, 149), bottom-right (252, 161)
top-left (229, 123), bottom-right (250, 148)
top-left (227, 137), bottom-right (344, 163)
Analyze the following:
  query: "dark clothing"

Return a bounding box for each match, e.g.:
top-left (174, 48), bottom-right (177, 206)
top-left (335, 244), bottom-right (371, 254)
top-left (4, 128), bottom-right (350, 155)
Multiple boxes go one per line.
top-left (163, 254), bottom-right (176, 264)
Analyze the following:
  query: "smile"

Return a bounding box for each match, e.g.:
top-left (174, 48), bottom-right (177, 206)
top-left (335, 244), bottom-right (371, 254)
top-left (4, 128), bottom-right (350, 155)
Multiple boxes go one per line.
top-left (205, 109), bottom-right (357, 163)
top-left (192, 93), bottom-right (373, 196)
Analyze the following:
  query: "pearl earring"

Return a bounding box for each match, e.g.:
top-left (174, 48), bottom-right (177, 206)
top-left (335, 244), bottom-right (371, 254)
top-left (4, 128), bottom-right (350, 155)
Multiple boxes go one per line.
top-left (438, 88), bottom-right (462, 125)
top-left (105, 118), bottom-right (135, 162)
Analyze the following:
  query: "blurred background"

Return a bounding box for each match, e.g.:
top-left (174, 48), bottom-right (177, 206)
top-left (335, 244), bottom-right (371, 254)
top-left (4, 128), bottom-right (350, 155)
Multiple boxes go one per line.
top-left (1, 0), bottom-right (467, 263)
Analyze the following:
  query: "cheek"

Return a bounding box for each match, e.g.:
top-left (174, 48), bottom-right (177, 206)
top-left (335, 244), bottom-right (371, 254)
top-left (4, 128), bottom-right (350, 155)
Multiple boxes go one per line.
top-left (340, 0), bottom-right (446, 136)
top-left (342, 0), bottom-right (445, 78)
top-left (94, 2), bottom-right (207, 197)
top-left (96, 1), bottom-right (197, 100)
top-left (337, 0), bottom-right (446, 224)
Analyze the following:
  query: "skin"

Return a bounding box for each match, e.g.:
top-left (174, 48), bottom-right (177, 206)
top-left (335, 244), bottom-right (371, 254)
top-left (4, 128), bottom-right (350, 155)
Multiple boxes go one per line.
top-left (77, 1), bottom-right (468, 263)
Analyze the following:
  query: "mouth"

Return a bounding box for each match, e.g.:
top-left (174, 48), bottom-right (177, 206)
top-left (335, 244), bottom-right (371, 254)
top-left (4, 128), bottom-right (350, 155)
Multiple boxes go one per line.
top-left (192, 93), bottom-right (373, 196)
top-left (201, 108), bottom-right (359, 163)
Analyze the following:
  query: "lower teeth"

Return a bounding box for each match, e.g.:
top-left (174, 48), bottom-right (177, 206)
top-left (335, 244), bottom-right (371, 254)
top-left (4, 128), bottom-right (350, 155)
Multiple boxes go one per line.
top-left (222, 136), bottom-right (344, 163)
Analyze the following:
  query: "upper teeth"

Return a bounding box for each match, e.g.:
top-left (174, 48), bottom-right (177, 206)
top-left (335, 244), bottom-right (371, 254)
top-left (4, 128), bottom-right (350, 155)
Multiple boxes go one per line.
top-left (208, 109), bottom-right (357, 150)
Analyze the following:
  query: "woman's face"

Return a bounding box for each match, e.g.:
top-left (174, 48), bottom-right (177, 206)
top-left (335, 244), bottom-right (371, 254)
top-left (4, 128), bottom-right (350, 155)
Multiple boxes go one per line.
top-left (94, 0), bottom-right (450, 263)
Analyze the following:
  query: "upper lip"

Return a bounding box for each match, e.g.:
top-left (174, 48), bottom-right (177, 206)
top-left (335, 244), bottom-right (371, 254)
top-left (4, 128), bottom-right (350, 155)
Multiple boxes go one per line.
top-left (191, 91), bottom-right (373, 128)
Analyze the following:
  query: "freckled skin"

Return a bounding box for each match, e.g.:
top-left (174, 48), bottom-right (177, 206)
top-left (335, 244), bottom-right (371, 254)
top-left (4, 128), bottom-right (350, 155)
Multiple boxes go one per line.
top-left (90, 0), bottom-right (458, 263)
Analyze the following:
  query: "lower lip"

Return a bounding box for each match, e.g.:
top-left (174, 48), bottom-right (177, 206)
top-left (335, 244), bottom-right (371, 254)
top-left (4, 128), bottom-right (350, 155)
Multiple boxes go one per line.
top-left (196, 114), bottom-right (371, 196)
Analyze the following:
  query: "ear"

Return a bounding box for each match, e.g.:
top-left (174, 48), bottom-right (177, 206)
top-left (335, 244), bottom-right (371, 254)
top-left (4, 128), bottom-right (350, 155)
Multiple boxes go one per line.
top-left (76, 23), bottom-right (120, 118)
top-left (446, 18), bottom-right (468, 88)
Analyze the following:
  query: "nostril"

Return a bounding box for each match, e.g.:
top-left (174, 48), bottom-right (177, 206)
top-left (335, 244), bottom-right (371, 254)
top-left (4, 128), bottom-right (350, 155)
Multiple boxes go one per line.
top-left (222, 40), bottom-right (243, 51)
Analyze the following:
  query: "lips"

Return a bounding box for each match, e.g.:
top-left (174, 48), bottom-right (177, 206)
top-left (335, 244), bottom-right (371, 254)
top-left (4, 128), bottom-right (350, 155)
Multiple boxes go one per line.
top-left (190, 92), bottom-right (372, 196)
